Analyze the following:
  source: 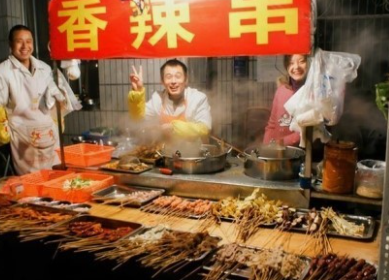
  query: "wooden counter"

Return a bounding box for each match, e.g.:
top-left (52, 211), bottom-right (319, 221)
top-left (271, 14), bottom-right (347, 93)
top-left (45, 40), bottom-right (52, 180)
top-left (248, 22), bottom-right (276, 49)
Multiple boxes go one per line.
top-left (88, 202), bottom-right (380, 265)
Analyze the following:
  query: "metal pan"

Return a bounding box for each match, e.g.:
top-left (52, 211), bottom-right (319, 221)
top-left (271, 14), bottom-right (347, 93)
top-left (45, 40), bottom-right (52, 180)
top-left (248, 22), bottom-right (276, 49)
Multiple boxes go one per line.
top-left (92, 185), bottom-right (164, 207)
top-left (140, 195), bottom-right (212, 219)
top-left (100, 160), bottom-right (153, 174)
top-left (55, 214), bottom-right (143, 240)
top-left (203, 244), bottom-right (311, 280)
top-left (127, 226), bottom-right (221, 262)
top-left (288, 209), bottom-right (376, 240)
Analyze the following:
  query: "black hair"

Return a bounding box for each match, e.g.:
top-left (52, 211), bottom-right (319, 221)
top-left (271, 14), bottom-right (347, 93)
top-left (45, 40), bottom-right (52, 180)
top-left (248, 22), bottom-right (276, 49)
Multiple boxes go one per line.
top-left (8, 24), bottom-right (33, 43)
top-left (160, 59), bottom-right (188, 80)
top-left (283, 54), bottom-right (308, 71)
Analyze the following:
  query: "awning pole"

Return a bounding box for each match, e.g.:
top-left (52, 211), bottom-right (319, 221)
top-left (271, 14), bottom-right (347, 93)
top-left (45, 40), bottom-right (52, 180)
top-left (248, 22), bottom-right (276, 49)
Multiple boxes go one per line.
top-left (53, 60), bottom-right (66, 170)
top-left (304, 126), bottom-right (313, 179)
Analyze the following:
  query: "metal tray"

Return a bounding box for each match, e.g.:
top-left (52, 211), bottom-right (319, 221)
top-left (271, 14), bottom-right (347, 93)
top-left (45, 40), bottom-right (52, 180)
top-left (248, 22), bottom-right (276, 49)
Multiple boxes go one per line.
top-left (203, 244), bottom-right (310, 280)
top-left (217, 215), bottom-right (277, 227)
top-left (1, 203), bottom-right (79, 232)
top-left (25, 198), bottom-right (92, 213)
top-left (92, 185), bottom-right (164, 207)
top-left (288, 209), bottom-right (376, 240)
top-left (139, 195), bottom-right (212, 219)
top-left (65, 203), bottom-right (92, 213)
top-left (100, 160), bottom-right (153, 174)
top-left (128, 226), bottom-right (220, 262)
top-left (14, 203), bottom-right (80, 217)
top-left (57, 214), bottom-right (144, 240)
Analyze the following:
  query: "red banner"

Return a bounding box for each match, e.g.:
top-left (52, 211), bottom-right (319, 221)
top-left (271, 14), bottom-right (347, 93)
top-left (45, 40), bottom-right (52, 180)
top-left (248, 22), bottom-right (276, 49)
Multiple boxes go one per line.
top-left (49, 0), bottom-right (311, 59)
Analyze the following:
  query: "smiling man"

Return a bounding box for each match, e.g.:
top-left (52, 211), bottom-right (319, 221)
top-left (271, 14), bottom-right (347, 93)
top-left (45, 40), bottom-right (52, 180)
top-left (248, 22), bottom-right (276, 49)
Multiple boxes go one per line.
top-left (128, 59), bottom-right (212, 143)
top-left (0, 24), bottom-right (66, 175)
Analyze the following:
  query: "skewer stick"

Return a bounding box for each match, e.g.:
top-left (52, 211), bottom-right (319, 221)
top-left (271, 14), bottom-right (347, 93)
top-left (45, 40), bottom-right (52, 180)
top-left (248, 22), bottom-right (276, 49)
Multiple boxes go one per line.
top-left (209, 135), bottom-right (244, 154)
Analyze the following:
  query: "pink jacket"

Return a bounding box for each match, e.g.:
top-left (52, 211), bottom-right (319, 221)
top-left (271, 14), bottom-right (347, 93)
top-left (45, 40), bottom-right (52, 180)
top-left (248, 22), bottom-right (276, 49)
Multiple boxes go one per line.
top-left (263, 85), bottom-right (300, 146)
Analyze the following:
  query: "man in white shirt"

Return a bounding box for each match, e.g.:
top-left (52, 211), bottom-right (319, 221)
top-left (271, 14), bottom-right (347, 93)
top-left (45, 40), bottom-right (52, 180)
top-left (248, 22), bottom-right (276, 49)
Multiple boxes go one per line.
top-left (0, 24), bottom-right (66, 175)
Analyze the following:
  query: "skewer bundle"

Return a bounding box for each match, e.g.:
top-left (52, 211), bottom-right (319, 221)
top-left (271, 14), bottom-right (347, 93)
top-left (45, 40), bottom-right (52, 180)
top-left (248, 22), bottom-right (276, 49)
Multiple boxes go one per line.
top-left (302, 254), bottom-right (377, 280)
top-left (97, 227), bottom-right (219, 276)
top-left (211, 189), bottom-right (282, 242)
top-left (0, 205), bottom-right (74, 234)
top-left (203, 243), bottom-right (307, 280)
top-left (141, 196), bottom-right (212, 223)
top-left (97, 190), bottom-right (162, 208)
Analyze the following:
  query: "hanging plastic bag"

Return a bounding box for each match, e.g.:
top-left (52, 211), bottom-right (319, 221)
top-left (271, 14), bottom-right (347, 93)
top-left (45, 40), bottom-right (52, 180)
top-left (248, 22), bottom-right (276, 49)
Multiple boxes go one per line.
top-left (285, 48), bottom-right (361, 147)
top-left (0, 106), bottom-right (10, 146)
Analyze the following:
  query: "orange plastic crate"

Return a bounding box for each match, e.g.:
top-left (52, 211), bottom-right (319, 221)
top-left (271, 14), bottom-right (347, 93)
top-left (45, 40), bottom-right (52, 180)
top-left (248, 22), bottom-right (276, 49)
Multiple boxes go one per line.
top-left (40, 172), bottom-right (114, 203)
top-left (56, 143), bottom-right (115, 167)
top-left (20, 169), bottom-right (74, 197)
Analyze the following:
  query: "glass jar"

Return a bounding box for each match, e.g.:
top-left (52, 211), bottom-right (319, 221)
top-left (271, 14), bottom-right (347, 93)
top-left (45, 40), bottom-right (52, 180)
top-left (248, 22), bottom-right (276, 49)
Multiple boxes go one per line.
top-left (355, 160), bottom-right (385, 199)
top-left (322, 141), bottom-right (357, 194)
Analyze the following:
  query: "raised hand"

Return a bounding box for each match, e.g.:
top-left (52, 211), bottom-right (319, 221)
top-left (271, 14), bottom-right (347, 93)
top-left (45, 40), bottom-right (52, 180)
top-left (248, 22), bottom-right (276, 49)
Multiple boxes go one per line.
top-left (129, 65), bottom-right (143, 91)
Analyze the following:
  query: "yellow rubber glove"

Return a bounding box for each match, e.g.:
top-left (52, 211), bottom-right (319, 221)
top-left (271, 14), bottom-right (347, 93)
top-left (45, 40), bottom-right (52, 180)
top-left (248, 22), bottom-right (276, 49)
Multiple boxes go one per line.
top-left (171, 120), bottom-right (209, 139)
top-left (128, 88), bottom-right (146, 120)
top-left (0, 106), bottom-right (10, 145)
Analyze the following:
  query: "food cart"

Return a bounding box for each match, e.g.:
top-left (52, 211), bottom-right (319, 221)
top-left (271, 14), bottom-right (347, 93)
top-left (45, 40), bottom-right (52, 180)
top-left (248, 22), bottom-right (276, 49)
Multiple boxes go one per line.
top-left (0, 0), bottom-right (387, 279)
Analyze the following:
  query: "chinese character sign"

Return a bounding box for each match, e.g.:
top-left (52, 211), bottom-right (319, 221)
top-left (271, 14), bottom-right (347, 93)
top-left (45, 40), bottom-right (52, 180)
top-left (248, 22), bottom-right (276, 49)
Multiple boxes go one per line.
top-left (49, 0), bottom-right (311, 59)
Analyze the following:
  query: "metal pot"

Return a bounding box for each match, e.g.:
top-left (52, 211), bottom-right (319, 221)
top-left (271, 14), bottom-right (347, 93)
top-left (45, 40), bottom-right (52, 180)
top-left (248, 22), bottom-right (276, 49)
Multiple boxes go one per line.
top-left (158, 144), bottom-right (231, 174)
top-left (239, 146), bottom-right (305, 181)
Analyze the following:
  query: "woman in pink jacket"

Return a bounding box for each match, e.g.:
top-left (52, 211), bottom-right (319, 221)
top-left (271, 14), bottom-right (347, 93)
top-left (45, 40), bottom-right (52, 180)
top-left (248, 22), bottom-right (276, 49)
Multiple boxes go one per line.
top-left (263, 54), bottom-right (309, 146)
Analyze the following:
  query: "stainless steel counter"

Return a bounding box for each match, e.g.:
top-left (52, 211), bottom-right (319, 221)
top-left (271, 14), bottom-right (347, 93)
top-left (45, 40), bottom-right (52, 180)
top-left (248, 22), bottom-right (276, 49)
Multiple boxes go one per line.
top-left (106, 157), bottom-right (310, 208)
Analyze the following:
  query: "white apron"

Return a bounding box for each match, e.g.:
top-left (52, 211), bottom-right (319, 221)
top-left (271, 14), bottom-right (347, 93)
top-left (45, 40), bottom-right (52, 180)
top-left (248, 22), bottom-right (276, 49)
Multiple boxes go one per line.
top-left (0, 55), bottom-right (63, 175)
top-left (9, 119), bottom-right (59, 175)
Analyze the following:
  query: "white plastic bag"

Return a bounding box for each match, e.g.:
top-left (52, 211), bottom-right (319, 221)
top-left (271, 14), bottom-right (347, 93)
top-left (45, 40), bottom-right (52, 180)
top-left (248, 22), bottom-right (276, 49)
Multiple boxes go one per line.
top-left (285, 48), bottom-right (361, 147)
top-left (313, 49), bottom-right (361, 125)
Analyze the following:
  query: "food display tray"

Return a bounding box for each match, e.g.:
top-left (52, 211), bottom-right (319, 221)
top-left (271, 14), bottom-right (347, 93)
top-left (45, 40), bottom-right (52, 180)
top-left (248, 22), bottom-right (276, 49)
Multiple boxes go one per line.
top-left (99, 160), bottom-right (153, 174)
top-left (217, 215), bottom-right (277, 227)
top-left (3, 203), bottom-right (80, 231)
top-left (55, 214), bottom-right (144, 240)
top-left (14, 203), bottom-right (81, 217)
top-left (202, 244), bottom-right (310, 280)
top-left (92, 185), bottom-right (164, 207)
top-left (139, 195), bottom-right (212, 219)
top-left (289, 209), bottom-right (376, 240)
top-left (23, 197), bottom-right (92, 213)
top-left (128, 226), bottom-right (220, 262)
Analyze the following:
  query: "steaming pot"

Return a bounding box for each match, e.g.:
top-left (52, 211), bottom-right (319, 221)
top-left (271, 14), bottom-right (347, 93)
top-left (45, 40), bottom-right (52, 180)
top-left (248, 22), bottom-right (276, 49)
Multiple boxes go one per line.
top-left (239, 146), bottom-right (305, 181)
top-left (157, 144), bottom-right (231, 174)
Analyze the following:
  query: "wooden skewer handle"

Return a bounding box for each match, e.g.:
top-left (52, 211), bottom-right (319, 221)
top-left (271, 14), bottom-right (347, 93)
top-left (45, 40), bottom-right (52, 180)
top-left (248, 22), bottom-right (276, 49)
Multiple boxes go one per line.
top-left (209, 135), bottom-right (244, 154)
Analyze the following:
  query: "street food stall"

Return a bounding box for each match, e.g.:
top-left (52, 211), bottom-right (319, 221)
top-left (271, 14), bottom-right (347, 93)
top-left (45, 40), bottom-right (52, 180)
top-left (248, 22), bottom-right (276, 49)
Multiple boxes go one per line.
top-left (0, 0), bottom-right (387, 279)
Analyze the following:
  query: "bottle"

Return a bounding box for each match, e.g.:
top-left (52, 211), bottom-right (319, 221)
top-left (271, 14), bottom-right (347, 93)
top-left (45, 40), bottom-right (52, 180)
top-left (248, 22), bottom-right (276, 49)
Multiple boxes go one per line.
top-left (299, 163), bottom-right (311, 189)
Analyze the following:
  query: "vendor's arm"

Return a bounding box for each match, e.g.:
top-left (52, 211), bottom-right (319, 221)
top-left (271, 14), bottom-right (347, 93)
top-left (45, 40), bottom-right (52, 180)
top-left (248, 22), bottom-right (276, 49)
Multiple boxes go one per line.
top-left (263, 86), bottom-right (299, 146)
top-left (44, 64), bottom-right (66, 112)
top-left (128, 87), bottom-right (146, 120)
top-left (128, 65), bottom-right (146, 120)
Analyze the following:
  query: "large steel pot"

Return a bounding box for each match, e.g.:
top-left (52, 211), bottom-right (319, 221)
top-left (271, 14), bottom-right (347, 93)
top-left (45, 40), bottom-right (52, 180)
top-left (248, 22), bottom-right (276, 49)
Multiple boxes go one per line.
top-left (240, 146), bottom-right (305, 181)
top-left (158, 144), bottom-right (231, 174)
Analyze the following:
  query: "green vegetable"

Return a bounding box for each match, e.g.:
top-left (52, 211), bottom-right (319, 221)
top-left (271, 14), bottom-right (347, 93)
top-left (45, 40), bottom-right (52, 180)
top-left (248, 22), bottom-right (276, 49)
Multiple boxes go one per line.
top-left (375, 82), bottom-right (389, 120)
top-left (63, 177), bottom-right (94, 191)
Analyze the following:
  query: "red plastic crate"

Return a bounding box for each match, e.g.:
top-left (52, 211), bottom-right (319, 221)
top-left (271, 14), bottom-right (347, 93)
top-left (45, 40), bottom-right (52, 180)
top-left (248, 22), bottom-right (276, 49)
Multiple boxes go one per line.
top-left (20, 169), bottom-right (74, 197)
top-left (56, 143), bottom-right (115, 167)
top-left (40, 172), bottom-right (114, 203)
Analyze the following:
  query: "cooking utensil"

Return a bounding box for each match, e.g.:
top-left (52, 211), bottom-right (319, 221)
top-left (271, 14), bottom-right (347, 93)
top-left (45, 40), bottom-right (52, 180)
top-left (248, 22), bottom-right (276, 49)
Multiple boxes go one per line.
top-left (210, 135), bottom-right (244, 154)
top-left (158, 144), bottom-right (231, 174)
top-left (239, 146), bottom-right (305, 181)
